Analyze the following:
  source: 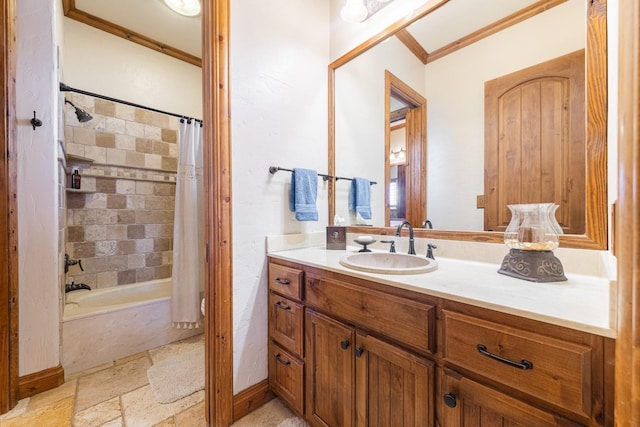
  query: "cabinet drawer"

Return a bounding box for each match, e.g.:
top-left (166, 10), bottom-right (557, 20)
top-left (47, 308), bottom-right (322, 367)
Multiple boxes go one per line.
top-left (269, 291), bottom-right (304, 358)
top-left (442, 310), bottom-right (592, 418)
top-left (269, 341), bottom-right (304, 416)
top-left (268, 263), bottom-right (303, 300)
top-left (305, 273), bottom-right (435, 355)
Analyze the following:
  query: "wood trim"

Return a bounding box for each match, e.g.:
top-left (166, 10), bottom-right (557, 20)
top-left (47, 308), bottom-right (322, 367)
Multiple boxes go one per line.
top-left (17, 366), bottom-right (64, 400)
top-left (328, 65), bottom-right (336, 222)
top-left (62, 0), bottom-right (201, 67)
top-left (232, 379), bottom-right (276, 422)
top-left (329, 0), bottom-right (450, 70)
top-left (583, 0), bottom-right (608, 250)
top-left (0, 0), bottom-right (18, 414)
top-left (202, 0), bottom-right (234, 425)
top-left (395, 29), bottom-right (429, 65)
top-left (615, 0), bottom-right (640, 424)
top-left (330, 0), bottom-right (608, 250)
top-left (426, 0), bottom-right (567, 64)
top-left (385, 71), bottom-right (427, 227)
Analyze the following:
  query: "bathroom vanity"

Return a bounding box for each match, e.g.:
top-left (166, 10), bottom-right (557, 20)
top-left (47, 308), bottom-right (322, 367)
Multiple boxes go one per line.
top-left (267, 246), bottom-right (614, 426)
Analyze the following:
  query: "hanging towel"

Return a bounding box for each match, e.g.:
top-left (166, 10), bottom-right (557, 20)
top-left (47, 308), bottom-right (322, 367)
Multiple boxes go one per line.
top-left (289, 168), bottom-right (319, 221)
top-left (349, 177), bottom-right (372, 220)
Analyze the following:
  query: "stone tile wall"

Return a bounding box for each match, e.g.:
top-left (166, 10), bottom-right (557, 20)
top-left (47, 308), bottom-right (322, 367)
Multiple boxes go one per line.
top-left (63, 93), bottom-right (178, 289)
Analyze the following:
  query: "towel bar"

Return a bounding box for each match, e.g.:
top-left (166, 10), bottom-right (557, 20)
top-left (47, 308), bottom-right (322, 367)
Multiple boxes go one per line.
top-left (268, 166), bottom-right (377, 185)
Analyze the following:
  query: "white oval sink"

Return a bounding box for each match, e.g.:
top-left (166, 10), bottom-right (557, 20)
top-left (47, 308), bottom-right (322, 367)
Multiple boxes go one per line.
top-left (339, 252), bottom-right (438, 275)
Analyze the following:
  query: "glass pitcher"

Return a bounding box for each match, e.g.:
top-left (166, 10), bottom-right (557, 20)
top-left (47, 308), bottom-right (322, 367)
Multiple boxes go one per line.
top-left (504, 203), bottom-right (562, 251)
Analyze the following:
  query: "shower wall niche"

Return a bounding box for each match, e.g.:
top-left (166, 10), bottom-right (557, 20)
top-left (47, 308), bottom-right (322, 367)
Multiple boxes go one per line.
top-left (63, 92), bottom-right (179, 289)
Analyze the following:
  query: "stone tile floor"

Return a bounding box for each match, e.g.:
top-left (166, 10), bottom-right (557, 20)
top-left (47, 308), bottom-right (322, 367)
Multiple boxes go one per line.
top-left (0, 334), bottom-right (299, 426)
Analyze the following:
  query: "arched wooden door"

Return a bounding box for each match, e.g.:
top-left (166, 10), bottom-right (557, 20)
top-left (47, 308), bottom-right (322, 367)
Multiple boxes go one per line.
top-left (484, 50), bottom-right (585, 234)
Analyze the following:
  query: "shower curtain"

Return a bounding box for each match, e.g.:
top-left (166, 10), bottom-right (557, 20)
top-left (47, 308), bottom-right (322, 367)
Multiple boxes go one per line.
top-left (171, 119), bottom-right (204, 328)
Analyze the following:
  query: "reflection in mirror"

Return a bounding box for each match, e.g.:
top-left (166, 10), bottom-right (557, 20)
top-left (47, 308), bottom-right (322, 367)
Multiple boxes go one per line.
top-left (329, 0), bottom-right (608, 249)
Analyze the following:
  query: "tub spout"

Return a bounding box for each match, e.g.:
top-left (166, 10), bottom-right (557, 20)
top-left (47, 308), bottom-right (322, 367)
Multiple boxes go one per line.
top-left (65, 282), bottom-right (91, 293)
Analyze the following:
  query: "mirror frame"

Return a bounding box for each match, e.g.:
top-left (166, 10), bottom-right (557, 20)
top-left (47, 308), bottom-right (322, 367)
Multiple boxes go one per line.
top-left (328, 0), bottom-right (608, 250)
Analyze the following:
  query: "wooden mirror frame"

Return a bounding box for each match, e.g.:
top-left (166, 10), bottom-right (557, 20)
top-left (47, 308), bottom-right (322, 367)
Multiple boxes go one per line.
top-left (328, 0), bottom-right (608, 250)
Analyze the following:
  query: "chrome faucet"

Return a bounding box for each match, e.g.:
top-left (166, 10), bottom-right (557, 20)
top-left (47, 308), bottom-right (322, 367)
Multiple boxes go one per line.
top-left (395, 221), bottom-right (416, 255)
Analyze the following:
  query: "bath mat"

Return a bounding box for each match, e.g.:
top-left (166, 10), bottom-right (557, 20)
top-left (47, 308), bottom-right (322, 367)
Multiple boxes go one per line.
top-left (147, 346), bottom-right (204, 404)
top-left (277, 418), bottom-right (309, 427)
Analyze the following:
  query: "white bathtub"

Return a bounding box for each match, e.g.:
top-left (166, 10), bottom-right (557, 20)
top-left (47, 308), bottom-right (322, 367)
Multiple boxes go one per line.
top-left (62, 278), bottom-right (202, 375)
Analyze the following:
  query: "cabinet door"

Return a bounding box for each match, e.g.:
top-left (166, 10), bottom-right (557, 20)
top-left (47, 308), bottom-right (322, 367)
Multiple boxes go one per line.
top-left (306, 310), bottom-right (355, 427)
top-left (355, 331), bottom-right (434, 427)
top-left (440, 369), bottom-right (580, 427)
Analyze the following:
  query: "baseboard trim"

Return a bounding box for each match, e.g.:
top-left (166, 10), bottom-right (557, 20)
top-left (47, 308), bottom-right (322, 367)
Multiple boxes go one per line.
top-left (233, 379), bottom-right (276, 421)
top-left (18, 365), bottom-right (65, 400)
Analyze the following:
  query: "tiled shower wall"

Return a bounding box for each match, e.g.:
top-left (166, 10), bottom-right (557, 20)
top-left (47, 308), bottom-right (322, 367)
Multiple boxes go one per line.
top-left (63, 93), bottom-right (178, 289)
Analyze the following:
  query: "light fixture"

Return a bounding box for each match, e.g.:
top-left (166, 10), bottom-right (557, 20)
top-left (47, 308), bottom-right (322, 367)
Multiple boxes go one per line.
top-left (163, 0), bottom-right (201, 17)
top-left (390, 147), bottom-right (406, 164)
top-left (341, 0), bottom-right (368, 23)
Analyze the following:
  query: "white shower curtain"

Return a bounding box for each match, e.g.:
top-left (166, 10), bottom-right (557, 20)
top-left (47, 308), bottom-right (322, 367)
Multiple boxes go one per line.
top-left (171, 119), bottom-right (204, 328)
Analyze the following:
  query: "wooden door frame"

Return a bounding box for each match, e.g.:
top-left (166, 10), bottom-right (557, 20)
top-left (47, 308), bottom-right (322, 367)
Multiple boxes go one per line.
top-left (384, 71), bottom-right (426, 228)
top-left (203, 0), bottom-right (234, 425)
top-left (0, 0), bottom-right (18, 414)
top-left (615, 0), bottom-right (640, 424)
top-left (0, 0), bottom-right (236, 423)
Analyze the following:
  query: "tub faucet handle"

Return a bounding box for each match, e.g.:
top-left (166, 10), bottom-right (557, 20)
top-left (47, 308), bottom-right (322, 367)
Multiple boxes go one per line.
top-left (64, 254), bottom-right (84, 274)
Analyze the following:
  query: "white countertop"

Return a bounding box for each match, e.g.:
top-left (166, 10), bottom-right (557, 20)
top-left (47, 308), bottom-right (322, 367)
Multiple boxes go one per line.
top-left (268, 245), bottom-right (616, 338)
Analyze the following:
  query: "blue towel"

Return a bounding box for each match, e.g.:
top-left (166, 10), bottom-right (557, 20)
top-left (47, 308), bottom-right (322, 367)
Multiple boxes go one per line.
top-left (348, 177), bottom-right (371, 220)
top-left (289, 168), bottom-right (318, 221)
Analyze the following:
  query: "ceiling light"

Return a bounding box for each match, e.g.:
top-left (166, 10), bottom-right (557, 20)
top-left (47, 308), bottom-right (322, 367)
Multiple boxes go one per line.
top-left (163, 0), bottom-right (201, 17)
top-left (341, 0), bottom-right (368, 24)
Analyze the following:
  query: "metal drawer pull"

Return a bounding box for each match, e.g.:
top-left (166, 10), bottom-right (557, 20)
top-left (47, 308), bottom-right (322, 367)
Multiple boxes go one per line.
top-left (476, 344), bottom-right (533, 370)
top-left (275, 353), bottom-right (291, 366)
top-left (275, 277), bottom-right (291, 285)
top-left (275, 301), bottom-right (291, 311)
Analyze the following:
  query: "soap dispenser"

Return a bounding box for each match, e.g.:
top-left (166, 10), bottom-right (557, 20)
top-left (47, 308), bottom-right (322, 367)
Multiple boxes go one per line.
top-left (71, 168), bottom-right (81, 189)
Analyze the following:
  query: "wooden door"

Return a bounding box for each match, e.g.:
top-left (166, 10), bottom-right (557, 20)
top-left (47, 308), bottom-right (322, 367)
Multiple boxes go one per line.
top-left (484, 50), bottom-right (585, 233)
top-left (354, 331), bottom-right (434, 427)
top-left (440, 369), bottom-right (579, 427)
top-left (305, 310), bottom-right (355, 427)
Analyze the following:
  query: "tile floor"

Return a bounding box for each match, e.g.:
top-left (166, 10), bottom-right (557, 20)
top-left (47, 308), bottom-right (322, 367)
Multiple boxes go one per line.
top-left (0, 334), bottom-right (301, 426)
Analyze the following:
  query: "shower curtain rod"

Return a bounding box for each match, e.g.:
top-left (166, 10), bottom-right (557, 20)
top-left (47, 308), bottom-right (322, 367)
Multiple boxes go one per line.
top-left (59, 82), bottom-right (203, 124)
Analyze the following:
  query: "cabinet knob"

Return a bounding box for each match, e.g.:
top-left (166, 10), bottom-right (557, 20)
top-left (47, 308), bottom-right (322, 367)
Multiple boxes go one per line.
top-left (443, 393), bottom-right (457, 408)
top-left (340, 340), bottom-right (350, 350)
top-left (354, 346), bottom-right (365, 357)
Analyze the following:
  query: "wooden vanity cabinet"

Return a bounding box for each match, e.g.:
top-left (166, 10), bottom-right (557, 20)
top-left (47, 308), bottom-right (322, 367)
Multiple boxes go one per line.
top-left (266, 258), bottom-right (613, 426)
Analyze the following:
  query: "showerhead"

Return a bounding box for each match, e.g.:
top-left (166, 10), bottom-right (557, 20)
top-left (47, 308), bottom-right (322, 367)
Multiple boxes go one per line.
top-left (64, 99), bottom-right (93, 123)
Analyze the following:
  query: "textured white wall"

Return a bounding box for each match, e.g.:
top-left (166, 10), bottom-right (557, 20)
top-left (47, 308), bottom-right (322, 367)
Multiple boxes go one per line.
top-left (334, 36), bottom-right (424, 226)
top-left (230, 0), bottom-right (330, 393)
top-left (62, 18), bottom-right (202, 118)
top-left (16, 0), bottom-right (61, 375)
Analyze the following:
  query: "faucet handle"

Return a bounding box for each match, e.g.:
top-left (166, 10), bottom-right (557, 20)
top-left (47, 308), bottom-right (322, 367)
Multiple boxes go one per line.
top-left (380, 240), bottom-right (396, 253)
top-left (426, 243), bottom-right (437, 260)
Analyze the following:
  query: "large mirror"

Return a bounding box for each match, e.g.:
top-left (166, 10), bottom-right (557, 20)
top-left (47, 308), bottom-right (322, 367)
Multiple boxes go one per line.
top-left (329, 0), bottom-right (607, 249)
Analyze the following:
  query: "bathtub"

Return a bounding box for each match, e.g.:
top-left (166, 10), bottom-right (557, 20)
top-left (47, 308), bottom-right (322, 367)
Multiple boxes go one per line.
top-left (62, 278), bottom-right (202, 375)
